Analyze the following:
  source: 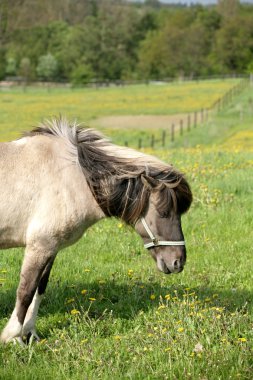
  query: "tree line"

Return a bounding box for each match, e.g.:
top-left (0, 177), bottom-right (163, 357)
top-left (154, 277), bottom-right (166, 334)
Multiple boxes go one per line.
top-left (0, 0), bottom-right (253, 84)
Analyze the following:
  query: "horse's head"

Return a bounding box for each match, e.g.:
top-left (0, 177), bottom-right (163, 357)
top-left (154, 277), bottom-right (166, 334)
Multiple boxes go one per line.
top-left (135, 174), bottom-right (192, 275)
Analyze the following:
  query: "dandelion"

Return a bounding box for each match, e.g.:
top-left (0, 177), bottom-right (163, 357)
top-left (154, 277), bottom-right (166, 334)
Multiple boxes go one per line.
top-left (70, 309), bottom-right (80, 315)
top-left (81, 289), bottom-right (87, 295)
top-left (164, 294), bottom-right (171, 300)
top-left (113, 335), bottom-right (121, 340)
top-left (65, 298), bottom-right (75, 304)
top-left (118, 223), bottom-right (123, 228)
top-left (38, 338), bottom-right (47, 345)
top-left (177, 327), bottom-right (184, 333)
top-left (84, 268), bottom-right (90, 272)
top-left (89, 297), bottom-right (96, 302)
top-left (150, 294), bottom-right (156, 300)
top-left (238, 337), bottom-right (247, 342)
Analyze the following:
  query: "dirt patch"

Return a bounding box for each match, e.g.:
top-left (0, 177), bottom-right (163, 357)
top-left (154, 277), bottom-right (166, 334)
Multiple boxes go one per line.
top-left (90, 113), bottom-right (194, 130)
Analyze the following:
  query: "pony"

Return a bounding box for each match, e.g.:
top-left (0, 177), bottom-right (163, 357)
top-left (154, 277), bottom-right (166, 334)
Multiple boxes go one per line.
top-left (0, 118), bottom-right (192, 344)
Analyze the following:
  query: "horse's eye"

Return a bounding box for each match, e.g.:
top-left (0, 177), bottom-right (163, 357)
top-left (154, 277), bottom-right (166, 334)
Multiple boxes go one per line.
top-left (159, 211), bottom-right (170, 219)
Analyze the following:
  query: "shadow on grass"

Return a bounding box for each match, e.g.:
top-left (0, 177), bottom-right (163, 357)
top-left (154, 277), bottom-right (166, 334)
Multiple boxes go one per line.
top-left (1, 279), bottom-right (252, 322)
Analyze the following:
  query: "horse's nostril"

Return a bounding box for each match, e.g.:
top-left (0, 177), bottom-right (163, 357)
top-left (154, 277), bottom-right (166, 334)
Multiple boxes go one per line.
top-left (173, 259), bottom-right (181, 269)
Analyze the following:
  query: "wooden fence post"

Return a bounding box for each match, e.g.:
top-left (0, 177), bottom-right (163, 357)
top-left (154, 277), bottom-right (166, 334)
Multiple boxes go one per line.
top-left (187, 115), bottom-right (191, 132)
top-left (162, 130), bottom-right (166, 147)
top-left (171, 124), bottom-right (175, 142)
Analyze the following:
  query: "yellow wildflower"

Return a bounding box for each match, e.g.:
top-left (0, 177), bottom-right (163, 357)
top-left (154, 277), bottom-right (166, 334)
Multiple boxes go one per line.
top-left (65, 298), bottom-right (75, 304)
top-left (150, 294), bottom-right (156, 300)
top-left (81, 289), bottom-right (87, 295)
top-left (70, 309), bottom-right (80, 315)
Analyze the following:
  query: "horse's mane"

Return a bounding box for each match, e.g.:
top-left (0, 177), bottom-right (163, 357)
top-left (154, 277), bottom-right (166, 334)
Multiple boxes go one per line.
top-left (24, 118), bottom-right (192, 224)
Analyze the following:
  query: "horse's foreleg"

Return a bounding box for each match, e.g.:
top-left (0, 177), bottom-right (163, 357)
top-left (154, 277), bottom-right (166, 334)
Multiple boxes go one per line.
top-left (0, 244), bottom-right (56, 344)
top-left (22, 258), bottom-right (55, 341)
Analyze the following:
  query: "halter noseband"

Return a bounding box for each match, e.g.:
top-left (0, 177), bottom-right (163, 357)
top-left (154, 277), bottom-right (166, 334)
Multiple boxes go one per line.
top-left (140, 217), bottom-right (185, 249)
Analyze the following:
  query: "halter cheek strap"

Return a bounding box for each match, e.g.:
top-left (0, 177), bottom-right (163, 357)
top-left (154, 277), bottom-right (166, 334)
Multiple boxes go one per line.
top-left (140, 217), bottom-right (185, 249)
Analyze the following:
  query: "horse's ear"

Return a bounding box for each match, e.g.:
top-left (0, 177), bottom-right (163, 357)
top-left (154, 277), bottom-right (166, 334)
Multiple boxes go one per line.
top-left (141, 174), bottom-right (158, 190)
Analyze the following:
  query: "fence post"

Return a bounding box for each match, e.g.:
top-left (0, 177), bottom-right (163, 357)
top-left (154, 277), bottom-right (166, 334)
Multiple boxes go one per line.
top-left (187, 115), bottom-right (191, 132)
top-left (162, 130), bottom-right (166, 147)
top-left (171, 124), bottom-right (175, 142)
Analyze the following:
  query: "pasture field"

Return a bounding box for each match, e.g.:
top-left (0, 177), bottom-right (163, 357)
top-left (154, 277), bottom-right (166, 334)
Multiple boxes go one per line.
top-left (0, 81), bottom-right (253, 379)
top-left (0, 79), bottom-right (238, 141)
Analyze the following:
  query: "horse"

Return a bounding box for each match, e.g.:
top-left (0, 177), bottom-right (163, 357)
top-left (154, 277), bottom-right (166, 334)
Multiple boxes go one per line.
top-left (0, 118), bottom-right (192, 344)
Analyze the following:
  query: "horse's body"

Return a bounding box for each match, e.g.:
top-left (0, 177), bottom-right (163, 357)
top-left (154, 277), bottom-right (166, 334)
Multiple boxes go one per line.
top-left (0, 119), bottom-right (192, 344)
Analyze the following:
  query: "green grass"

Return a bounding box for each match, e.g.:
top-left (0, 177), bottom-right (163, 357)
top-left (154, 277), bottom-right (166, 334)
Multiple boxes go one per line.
top-left (0, 79), bottom-right (238, 141)
top-left (0, 81), bottom-right (253, 379)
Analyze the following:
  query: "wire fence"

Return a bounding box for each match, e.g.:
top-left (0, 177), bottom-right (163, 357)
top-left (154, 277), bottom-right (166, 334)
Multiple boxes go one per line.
top-left (124, 77), bottom-right (249, 149)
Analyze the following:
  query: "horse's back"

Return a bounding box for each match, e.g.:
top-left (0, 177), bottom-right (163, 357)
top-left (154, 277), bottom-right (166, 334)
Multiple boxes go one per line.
top-left (0, 135), bottom-right (99, 249)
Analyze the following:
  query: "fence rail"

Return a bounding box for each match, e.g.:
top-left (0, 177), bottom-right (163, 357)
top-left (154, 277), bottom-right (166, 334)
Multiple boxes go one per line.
top-left (124, 77), bottom-right (249, 149)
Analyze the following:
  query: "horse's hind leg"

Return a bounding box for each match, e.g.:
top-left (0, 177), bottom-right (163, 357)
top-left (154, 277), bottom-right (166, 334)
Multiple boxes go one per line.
top-left (0, 244), bottom-right (56, 344)
top-left (22, 258), bottom-right (55, 341)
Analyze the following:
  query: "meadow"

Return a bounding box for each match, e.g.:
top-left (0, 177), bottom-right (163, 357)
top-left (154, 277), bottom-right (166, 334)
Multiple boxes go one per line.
top-left (0, 80), bottom-right (252, 379)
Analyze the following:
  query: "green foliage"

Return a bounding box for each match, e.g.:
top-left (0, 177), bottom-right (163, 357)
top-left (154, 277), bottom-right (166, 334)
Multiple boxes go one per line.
top-left (1, 1), bottom-right (253, 81)
top-left (36, 53), bottom-right (58, 81)
top-left (0, 48), bottom-right (6, 80)
top-left (70, 64), bottom-right (94, 86)
top-left (5, 57), bottom-right (17, 76)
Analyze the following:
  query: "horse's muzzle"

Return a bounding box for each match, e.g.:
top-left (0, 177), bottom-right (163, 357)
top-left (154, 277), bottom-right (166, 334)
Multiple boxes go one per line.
top-left (157, 257), bottom-right (184, 274)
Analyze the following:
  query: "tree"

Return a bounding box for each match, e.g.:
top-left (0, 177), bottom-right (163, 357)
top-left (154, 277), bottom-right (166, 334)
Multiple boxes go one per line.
top-left (70, 63), bottom-right (94, 86)
top-left (5, 57), bottom-right (17, 76)
top-left (36, 53), bottom-right (58, 81)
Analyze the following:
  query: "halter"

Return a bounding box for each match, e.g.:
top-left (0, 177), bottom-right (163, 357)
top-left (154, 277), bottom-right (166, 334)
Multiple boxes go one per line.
top-left (140, 217), bottom-right (185, 249)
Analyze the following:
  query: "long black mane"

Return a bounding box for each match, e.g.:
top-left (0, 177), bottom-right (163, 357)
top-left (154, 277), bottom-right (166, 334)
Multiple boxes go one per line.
top-left (25, 118), bottom-right (192, 224)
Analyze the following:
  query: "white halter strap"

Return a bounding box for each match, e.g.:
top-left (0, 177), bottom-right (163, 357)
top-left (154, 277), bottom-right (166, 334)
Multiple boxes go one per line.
top-left (141, 217), bottom-right (185, 249)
